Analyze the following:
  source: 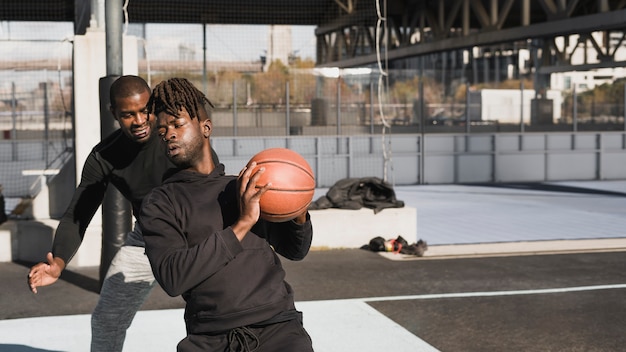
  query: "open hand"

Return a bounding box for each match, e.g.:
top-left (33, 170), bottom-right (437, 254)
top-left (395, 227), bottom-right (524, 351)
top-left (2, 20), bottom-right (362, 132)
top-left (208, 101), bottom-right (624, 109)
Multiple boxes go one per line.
top-left (28, 252), bottom-right (65, 294)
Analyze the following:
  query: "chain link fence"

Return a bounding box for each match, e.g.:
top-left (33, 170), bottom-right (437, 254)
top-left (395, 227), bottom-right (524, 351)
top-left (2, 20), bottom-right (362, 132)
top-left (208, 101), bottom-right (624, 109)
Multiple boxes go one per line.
top-left (2, 16), bottom-right (626, 217)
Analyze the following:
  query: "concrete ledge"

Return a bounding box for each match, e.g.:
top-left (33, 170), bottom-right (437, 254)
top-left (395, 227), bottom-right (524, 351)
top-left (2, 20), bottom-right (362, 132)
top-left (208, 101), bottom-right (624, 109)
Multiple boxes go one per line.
top-left (0, 221), bottom-right (17, 262)
top-left (0, 220), bottom-right (56, 263)
top-left (13, 220), bottom-right (57, 263)
top-left (0, 219), bottom-right (102, 267)
top-left (309, 207), bottom-right (417, 249)
top-left (4, 207), bottom-right (417, 265)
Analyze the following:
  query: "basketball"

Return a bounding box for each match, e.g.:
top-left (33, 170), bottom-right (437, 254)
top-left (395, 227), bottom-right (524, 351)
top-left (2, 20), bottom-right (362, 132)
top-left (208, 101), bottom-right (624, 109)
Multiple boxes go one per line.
top-left (246, 148), bottom-right (315, 222)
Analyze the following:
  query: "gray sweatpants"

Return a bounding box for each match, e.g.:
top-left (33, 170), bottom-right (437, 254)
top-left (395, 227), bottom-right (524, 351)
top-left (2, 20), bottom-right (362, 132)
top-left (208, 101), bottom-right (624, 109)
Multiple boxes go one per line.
top-left (90, 225), bottom-right (156, 352)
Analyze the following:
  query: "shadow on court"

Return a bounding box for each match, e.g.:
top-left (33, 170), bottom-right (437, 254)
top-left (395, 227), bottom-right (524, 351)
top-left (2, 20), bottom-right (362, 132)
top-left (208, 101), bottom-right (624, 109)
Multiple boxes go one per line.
top-left (0, 345), bottom-right (62, 352)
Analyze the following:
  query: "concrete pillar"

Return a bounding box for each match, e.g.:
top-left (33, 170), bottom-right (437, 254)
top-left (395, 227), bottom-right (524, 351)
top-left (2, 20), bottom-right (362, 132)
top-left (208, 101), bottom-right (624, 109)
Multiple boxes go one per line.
top-left (69, 30), bottom-right (138, 268)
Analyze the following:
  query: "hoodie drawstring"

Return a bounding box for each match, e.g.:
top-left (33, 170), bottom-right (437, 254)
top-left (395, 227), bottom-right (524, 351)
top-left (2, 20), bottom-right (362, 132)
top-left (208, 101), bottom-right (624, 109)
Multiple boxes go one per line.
top-left (227, 326), bottom-right (260, 352)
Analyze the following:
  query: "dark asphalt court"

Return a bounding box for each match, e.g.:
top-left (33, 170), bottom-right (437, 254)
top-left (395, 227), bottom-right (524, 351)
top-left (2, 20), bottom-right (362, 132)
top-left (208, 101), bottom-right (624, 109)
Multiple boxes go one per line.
top-left (2, 248), bottom-right (625, 351)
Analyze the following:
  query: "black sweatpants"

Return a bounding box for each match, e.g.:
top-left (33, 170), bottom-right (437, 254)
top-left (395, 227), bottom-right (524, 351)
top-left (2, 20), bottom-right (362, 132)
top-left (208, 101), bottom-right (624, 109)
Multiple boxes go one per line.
top-left (177, 319), bottom-right (314, 352)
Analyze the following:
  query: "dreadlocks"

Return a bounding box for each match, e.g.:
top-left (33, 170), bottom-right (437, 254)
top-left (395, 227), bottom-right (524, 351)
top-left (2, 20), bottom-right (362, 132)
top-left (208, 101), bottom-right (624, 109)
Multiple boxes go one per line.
top-left (149, 78), bottom-right (214, 120)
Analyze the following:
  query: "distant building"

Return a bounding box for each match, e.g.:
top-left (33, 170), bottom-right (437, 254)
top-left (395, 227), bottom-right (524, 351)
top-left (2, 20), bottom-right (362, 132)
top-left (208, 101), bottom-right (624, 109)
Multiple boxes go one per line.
top-left (264, 25), bottom-right (292, 71)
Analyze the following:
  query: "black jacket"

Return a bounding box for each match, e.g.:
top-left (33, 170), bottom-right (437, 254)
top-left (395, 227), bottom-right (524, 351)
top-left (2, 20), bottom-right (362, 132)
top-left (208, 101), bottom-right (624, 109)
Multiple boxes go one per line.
top-left (309, 177), bottom-right (404, 213)
top-left (139, 164), bottom-right (313, 334)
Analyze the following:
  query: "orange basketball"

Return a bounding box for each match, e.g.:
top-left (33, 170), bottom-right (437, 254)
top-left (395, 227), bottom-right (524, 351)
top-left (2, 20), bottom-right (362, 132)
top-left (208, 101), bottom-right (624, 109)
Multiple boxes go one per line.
top-left (246, 148), bottom-right (315, 222)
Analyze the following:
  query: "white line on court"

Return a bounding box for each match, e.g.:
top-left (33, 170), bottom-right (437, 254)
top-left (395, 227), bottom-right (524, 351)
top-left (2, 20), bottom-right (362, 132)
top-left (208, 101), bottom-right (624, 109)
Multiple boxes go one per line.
top-left (301, 283), bottom-right (626, 304)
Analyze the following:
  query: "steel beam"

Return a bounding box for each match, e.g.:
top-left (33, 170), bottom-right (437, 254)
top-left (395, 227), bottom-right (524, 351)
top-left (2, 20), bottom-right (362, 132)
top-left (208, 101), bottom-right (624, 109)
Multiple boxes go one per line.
top-left (318, 9), bottom-right (626, 68)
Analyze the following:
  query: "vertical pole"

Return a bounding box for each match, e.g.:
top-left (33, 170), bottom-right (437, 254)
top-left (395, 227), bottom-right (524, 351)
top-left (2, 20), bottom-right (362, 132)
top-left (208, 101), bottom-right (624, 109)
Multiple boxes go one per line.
top-left (471, 49), bottom-right (479, 85)
top-left (494, 49), bottom-right (500, 84)
top-left (233, 81), bottom-right (238, 137)
top-left (336, 76), bottom-right (341, 154)
top-left (11, 82), bottom-right (17, 162)
top-left (203, 24), bottom-right (207, 95)
top-left (101, 0), bottom-right (131, 290)
top-left (519, 77), bottom-right (524, 133)
top-left (465, 81), bottom-right (471, 134)
top-left (105, 0), bottom-right (123, 76)
top-left (369, 80), bottom-right (375, 135)
top-left (285, 81), bottom-right (290, 137)
top-left (419, 57), bottom-right (426, 185)
top-left (441, 52), bottom-right (447, 95)
top-left (572, 85), bottom-right (577, 151)
top-left (623, 83), bottom-right (626, 149)
top-left (43, 82), bottom-right (49, 165)
top-left (465, 82), bottom-right (470, 154)
top-left (461, 50), bottom-right (467, 84)
top-left (368, 80), bottom-right (374, 154)
top-left (623, 83), bottom-right (626, 132)
top-left (573, 85), bottom-right (578, 132)
top-left (336, 76), bottom-right (341, 136)
top-left (142, 23), bottom-right (151, 86)
top-left (483, 50), bottom-right (489, 83)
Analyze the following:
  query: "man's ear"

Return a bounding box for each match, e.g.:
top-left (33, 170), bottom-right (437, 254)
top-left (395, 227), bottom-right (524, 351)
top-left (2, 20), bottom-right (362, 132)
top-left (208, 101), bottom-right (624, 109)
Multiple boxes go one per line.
top-left (109, 106), bottom-right (120, 124)
top-left (202, 119), bottom-right (212, 138)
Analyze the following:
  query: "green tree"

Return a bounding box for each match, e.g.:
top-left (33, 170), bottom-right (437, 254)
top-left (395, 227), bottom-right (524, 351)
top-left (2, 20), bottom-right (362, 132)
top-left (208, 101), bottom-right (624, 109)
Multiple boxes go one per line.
top-left (252, 60), bottom-right (289, 105)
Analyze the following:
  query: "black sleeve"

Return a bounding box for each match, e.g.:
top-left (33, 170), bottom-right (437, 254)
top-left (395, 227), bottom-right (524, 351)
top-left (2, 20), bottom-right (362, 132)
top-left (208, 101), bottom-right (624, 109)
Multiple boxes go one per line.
top-left (255, 213), bottom-right (313, 261)
top-left (51, 150), bottom-right (109, 263)
top-left (140, 188), bottom-right (244, 297)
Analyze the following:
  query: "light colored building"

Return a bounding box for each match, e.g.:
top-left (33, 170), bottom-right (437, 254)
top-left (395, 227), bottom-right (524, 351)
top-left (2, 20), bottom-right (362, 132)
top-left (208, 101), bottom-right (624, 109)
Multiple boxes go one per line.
top-left (265, 25), bottom-right (292, 71)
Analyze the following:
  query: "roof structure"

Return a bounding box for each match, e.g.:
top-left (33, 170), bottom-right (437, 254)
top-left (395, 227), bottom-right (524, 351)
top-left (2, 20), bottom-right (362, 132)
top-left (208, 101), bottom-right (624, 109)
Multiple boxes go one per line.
top-left (1, 0), bottom-right (338, 26)
top-left (3, 1), bottom-right (626, 70)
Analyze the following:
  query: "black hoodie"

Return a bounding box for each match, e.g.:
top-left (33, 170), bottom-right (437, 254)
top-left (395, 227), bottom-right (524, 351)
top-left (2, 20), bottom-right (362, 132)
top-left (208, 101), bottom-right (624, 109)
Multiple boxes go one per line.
top-left (139, 164), bottom-right (313, 334)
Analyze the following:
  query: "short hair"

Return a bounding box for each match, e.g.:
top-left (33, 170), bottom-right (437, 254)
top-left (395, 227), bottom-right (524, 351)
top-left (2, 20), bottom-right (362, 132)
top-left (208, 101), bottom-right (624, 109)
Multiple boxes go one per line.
top-left (148, 78), bottom-right (214, 120)
top-left (110, 75), bottom-right (150, 110)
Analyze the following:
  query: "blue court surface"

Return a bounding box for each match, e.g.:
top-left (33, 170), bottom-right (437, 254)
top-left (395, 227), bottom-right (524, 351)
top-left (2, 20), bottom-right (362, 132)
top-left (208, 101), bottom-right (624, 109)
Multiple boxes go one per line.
top-left (1, 180), bottom-right (626, 351)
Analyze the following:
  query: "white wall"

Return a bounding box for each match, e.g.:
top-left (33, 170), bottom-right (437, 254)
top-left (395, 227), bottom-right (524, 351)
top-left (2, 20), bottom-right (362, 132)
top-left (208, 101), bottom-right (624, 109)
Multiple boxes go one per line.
top-left (211, 132), bottom-right (626, 187)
